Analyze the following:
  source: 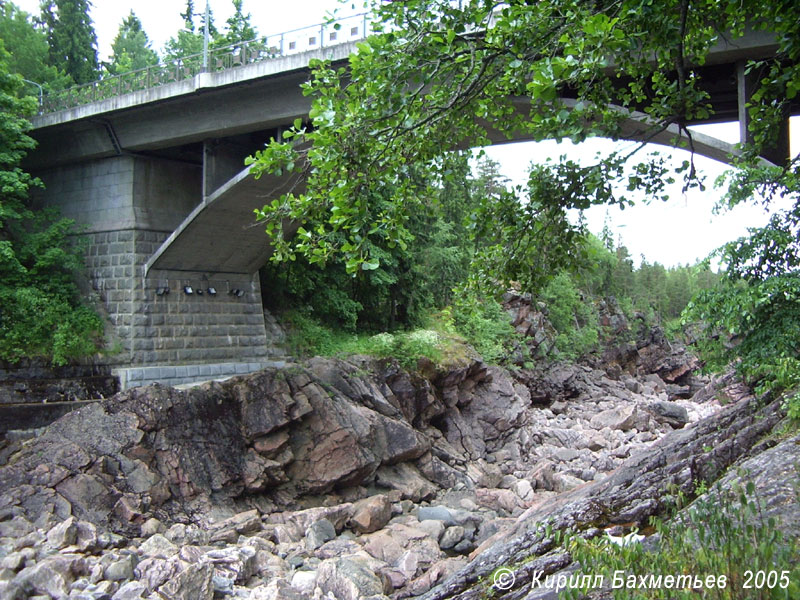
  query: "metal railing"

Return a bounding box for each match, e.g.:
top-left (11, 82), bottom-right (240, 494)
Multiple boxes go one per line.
top-left (39, 12), bottom-right (371, 114)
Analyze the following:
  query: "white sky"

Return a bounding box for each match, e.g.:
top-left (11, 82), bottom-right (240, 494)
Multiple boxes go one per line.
top-left (12, 0), bottom-right (798, 268)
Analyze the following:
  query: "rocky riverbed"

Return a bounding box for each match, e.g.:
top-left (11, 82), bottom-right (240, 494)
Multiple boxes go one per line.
top-left (0, 325), bottom-right (795, 600)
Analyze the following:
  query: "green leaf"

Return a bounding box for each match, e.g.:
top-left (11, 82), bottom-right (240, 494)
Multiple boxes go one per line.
top-left (361, 258), bottom-right (380, 270)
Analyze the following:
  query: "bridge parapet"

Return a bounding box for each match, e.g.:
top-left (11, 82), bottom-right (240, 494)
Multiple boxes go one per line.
top-left (36, 13), bottom-right (370, 117)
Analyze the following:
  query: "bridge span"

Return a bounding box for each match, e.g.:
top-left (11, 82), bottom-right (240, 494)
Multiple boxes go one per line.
top-left (25, 25), bottom-right (794, 389)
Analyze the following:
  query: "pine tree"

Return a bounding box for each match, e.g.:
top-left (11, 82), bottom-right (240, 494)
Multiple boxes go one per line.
top-left (108, 11), bottom-right (159, 75)
top-left (165, 0), bottom-right (220, 62)
top-left (180, 0), bottom-right (195, 32)
top-left (42, 0), bottom-right (99, 85)
top-left (600, 211), bottom-right (614, 251)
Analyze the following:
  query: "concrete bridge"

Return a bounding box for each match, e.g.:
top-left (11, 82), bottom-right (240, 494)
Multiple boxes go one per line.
top-left (25, 23), bottom-right (795, 389)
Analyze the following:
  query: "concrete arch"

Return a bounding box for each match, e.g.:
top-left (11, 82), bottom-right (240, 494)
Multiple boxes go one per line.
top-left (146, 100), bottom-right (749, 277)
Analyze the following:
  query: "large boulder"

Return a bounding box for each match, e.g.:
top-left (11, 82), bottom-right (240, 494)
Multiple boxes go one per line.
top-left (0, 358), bottom-right (441, 530)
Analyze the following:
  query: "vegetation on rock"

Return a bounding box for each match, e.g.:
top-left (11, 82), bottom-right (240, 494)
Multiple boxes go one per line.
top-left (565, 479), bottom-right (800, 599)
top-left (0, 41), bottom-right (102, 365)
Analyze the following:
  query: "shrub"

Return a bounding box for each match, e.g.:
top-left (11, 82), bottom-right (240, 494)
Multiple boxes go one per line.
top-left (451, 291), bottom-right (517, 364)
top-left (541, 272), bottom-right (599, 359)
top-left (564, 478), bottom-right (800, 600)
top-left (282, 311), bottom-right (446, 369)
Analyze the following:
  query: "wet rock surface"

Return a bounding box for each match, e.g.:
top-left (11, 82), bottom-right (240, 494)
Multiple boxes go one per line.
top-left (0, 334), bottom-right (793, 599)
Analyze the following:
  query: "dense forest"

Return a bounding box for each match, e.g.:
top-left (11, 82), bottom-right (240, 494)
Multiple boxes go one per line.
top-left (0, 0), bottom-right (797, 424)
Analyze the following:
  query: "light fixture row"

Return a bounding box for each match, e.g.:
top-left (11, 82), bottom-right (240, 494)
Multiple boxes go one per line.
top-left (153, 284), bottom-right (246, 298)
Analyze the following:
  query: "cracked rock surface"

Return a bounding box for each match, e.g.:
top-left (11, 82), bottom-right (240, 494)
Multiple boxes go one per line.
top-left (1, 328), bottom-right (793, 600)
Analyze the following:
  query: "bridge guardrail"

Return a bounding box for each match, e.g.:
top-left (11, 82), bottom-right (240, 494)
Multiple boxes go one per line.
top-left (39, 13), bottom-right (371, 115)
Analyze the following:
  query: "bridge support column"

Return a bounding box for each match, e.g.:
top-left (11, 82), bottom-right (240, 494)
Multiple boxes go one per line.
top-left (32, 155), bottom-right (284, 389)
top-left (737, 60), bottom-right (791, 166)
top-left (203, 138), bottom-right (266, 197)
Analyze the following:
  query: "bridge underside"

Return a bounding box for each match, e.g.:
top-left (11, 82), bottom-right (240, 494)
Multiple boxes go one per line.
top-left (146, 100), bottom-right (749, 276)
top-left (146, 165), bottom-right (305, 275)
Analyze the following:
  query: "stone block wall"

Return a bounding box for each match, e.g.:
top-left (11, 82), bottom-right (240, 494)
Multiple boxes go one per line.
top-left (84, 229), bottom-right (279, 375)
top-left (33, 155), bottom-right (284, 388)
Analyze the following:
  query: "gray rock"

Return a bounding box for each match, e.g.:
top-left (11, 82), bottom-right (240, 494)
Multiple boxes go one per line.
top-left (290, 569), bottom-right (317, 594)
top-left (164, 524), bottom-right (187, 544)
top-left (349, 495), bottom-right (392, 534)
top-left (0, 517), bottom-right (33, 540)
top-left (708, 432), bottom-right (800, 542)
top-left (648, 400), bottom-right (690, 428)
top-left (158, 563), bottom-right (213, 600)
top-left (439, 526), bottom-right (465, 550)
top-left (305, 518), bottom-right (336, 550)
top-left (552, 448), bottom-right (579, 462)
top-left (512, 479), bottom-right (534, 501)
top-left (202, 546), bottom-right (257, 584)
top-left (46, 516), bottom-right (78, 549)
top-left (134, 557), bottom-right (183, 592)
top-left (138, 534), bottom-right (177, 559)
top-left (415, 519), bottom-right (445, 542)
top-left (590, 404), bottom-right (648, 431)
top-left (12, 559), bottom-right (71, 599)
top-left (0, 552), bottom-right (25, 572)
top-left (139, 518), bottom-right (164, 538)
top-left (375, 463), bottom-right (437, 502)
top-left (212, 573), bottom-right (234, 595)
top-left (417, 506), bottom-right (456, 526)
top-left (249, 579), bottom-right (307, 600)
top-left (111, 581), bottom-right (147, 600)
top-left (75, 520), bottom-right (98, 552)
top-left (316, 556), bottom-right (386, 600)
top-left (104, 553), bottom-right (137, 581)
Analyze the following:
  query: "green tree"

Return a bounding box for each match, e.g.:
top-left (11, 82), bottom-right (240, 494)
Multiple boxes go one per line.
top-left (248, 0), bottom-right (798, 395)
top-left (665, 267), bottom-right (691, 318)
top-left (0, 40), bottom-right (102, 364)
top-left (685, 206), bottom-right (800, 398)
top-left (0, 2), bottom-right (71, 92)
top-left (180, 0), bottom-right (196, 32)
top-left (41, 0), bottom-right (99, 85)
top-left (107, 11), bottom-right (159, 75)
top-left (222, 0), bottom-right (257, 46)
top-left (249, 0), bottom-right (797, 281)
top-left (261, 152), bottom-right (478, 332)
top-left (164, 1), bottom-right (220, 62)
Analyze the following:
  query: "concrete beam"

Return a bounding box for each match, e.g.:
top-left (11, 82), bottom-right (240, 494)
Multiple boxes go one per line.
top-left (27, 29), bottom-right (789, 171)
top-left (32, 43), bottom-right (356, 129)
top-left (145, 162), bottom-right (305, 275)
top-left (26, 71), bottom-right (313, 169)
